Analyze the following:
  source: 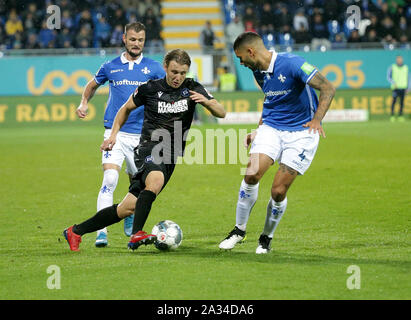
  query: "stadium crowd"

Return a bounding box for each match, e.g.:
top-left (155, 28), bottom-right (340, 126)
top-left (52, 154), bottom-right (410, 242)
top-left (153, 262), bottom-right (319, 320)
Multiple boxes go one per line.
top-left (0, 0), bottom-right (410, 51)
top-left (232, 0), bottom-right (411, 49)
top-left (0, 0), bottom-right (163, 50)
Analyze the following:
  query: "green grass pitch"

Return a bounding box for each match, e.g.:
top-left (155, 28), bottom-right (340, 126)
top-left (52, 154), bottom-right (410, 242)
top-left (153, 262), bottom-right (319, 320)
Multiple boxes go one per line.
top-left (0, 121), bottom-right (410, 300)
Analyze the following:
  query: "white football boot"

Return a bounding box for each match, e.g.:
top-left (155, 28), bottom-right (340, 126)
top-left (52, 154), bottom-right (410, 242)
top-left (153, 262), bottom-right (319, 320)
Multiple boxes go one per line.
top-left (219, 226), bottom-right (246, 250)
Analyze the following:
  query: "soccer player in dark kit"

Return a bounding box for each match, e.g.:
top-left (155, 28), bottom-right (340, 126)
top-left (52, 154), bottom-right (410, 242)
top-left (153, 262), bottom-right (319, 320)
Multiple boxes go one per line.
top-left (63, 49), bottom-right (226, 251)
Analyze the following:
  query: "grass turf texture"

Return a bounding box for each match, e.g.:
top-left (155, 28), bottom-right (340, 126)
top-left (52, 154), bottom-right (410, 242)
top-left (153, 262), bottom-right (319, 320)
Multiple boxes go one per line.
top-left (0, 121), bottom-right (410, 300)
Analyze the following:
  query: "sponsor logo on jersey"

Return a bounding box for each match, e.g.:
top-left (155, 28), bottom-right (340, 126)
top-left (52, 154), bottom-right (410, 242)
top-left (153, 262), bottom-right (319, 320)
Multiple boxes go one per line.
top-left (110, 69), bottom-right (124, 73)
top-left (301, 62), bottom-right (315, 75)
top-left (158, 100), bottom-right (189, 113)
top-left (112, 80), bottom-right (147, 87)
top-left (265, 89), bottom-right (292, 97)
top-left (158, 91), bottom-right (163, 98)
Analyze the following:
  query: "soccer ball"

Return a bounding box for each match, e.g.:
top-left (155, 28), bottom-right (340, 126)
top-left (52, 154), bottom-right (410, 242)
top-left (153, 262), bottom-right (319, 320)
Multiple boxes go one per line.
top-left (151, 220), bottom-right (183, 251)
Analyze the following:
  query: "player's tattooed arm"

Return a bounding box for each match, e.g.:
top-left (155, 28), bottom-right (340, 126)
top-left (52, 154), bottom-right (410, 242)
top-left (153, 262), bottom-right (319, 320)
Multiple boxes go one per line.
top-left (308, 72), bottom-right (336, 121)
top-left (304, 71), bottom-right (336, 137)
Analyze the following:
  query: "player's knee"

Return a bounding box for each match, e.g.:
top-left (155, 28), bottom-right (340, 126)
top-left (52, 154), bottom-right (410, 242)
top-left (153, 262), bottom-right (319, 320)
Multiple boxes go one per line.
top-left (244, 174), bottom-right (261, 185)
top-left (103, 169), bottom-right (119, 189)
top-left (271, 185), bottom-right (287, 202)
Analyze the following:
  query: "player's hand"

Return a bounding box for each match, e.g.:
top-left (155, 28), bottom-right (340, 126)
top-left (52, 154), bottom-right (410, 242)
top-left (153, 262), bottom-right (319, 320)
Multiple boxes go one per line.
top-left (100, 136), bottom-right (116, 151)
top-left (76, 104), bottom-right (88, 119)
top-left (189, 90), bottom-right (208, 105)
top-left (303, 119), bottom-right (326, 138)
top-left (244, 130), bottom-right (257, 148)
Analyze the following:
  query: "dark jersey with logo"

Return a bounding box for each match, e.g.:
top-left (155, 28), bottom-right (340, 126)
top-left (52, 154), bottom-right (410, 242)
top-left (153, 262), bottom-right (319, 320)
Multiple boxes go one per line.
top-left (132, 77), bottom-right (213, 160)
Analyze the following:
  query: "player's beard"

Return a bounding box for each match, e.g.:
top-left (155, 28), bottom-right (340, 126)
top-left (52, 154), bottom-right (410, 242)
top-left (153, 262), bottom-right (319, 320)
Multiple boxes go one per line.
top-left (125, 42), bottom-right (143, 58)
top-left (126, 47), bottom-right (142, 58)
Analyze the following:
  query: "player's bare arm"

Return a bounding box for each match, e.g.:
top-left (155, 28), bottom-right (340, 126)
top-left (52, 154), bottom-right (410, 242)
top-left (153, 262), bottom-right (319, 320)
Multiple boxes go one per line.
top-left (100, 95), bottom-right (137, 151)
top-left (189, 90), bottom-right (226, 118)
top-left (77, 79), bottom-right (100, 118)
top-left (304, 71), bottom-right (336, 137)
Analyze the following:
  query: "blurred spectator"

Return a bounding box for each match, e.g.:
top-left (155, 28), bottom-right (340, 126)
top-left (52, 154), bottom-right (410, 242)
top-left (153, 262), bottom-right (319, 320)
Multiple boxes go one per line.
top-left (218, 66), bottom-right (237, 92)
top-left (144, 16), bottom-right (162, 52)
top-left (310, 13), bottom-right (331, 50)
top-left (75, 25), bottom-right (93, 48)
top-left (243, 7), bottom-right (257, 33)
top-left (274, 4), bottom-right (292, 33)
top-left (396, 16), bottom-right (411, 40)
top-left (25, 32), bottom-right (40, 49)
top-left (136, 0), bottom-right (161, 18)
top-left (5, 10), bottom-right (23, 37)
top-left (311, 14), bottom-right (329, 40)
top-left (293, 8), bottom-right (309, 32)
top-left (95, 15), bottom-right (112, 47)
top-left (110, 24), bottom-right (124, 47)
top-left (56, 27), bottom-right (74, 48)
top-left (78, 9), bottom-right (94, 32)
top-left (294, 23), bottom-right (312, 44)
top-left (38, 20), bottom-right (56, 48)
top-left (226, 16), bottom-right (245, 46)
top-left (347, 29), bottom-right (362, 47)
top-left (22, 3), bottom-right (42, 31)
top-left (200, 20), bottom-right (215, 53)
top-left (331, 33), bottom-right (347, 49)
top-left (61, 10), bottom-right (74, 30)
top-left (379, 16), bottom-right (397, 42)
top-left (260, 2), bottom-right (275, 35)
top-left (362, 28), bottom-right (380, 42)
top-left (110, 7), bottom-right (128, 29)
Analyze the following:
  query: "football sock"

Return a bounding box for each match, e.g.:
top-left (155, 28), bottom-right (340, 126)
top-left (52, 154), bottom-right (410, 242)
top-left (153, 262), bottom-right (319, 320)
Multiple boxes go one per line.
top-left (96, 169), bottom-right (119, 235)
top-left (262, 197), bottom-right (287, 238)
top-left (235, 179), bottom-right (259, 232)
top-left (131, 190), bottom-right (157, 234)
top-left (73, 204), bottom-right (121, 236)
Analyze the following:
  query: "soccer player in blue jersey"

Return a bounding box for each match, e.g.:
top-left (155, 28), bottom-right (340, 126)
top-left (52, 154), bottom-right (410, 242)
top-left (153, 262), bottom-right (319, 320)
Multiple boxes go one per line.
top-left (76, 22), bottom-right (165, 247)
top-left (219, 32), bottom-right (336, 254)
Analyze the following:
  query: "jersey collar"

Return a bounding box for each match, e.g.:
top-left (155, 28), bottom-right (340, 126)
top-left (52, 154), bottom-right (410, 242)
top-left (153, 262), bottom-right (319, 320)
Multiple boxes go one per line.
top-left (120, 52), bottom-right (144, 65)
top-left (261, 50), bottom-right (277, 74)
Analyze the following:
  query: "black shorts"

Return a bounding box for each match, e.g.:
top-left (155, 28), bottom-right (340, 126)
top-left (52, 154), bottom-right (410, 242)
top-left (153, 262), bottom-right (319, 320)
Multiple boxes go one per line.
top-left (128, 141), bottom-right (176, 198)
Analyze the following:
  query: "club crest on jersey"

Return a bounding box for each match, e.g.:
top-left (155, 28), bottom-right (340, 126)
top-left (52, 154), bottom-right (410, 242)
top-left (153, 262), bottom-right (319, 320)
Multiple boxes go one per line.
top-left (181, 88), bottom-right (190, 97)
top-left (141, 66), bottom-right (151, 74)
top-left (278, 74), bottom-right (286, 83)
top-left (145, 155), bottom-right (154, 163)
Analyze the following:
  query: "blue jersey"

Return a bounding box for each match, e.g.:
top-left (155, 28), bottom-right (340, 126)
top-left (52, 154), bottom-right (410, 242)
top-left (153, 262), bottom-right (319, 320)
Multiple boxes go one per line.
top-left (94, 53), bottom-right (165, 134)
top-left (254, 52), bottom-right (319, 131)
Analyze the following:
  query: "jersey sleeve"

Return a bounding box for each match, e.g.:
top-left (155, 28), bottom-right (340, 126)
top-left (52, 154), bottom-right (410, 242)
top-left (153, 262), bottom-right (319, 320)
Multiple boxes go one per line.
top-left (132, 82), bottom-right (148, 107)
top-left (94, 62), bottom-right (109, 85)
top-left (192, 82), bottom-right (214, 100)
top-left (292, 57), bottom-right (318, 84)
top-left (151, 62), bottom-right (166, 80)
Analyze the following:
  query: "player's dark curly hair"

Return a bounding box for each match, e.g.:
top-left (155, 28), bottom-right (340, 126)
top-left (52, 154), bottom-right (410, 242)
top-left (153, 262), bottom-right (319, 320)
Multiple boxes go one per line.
top-left (164, 49), bottom-right (191, 67)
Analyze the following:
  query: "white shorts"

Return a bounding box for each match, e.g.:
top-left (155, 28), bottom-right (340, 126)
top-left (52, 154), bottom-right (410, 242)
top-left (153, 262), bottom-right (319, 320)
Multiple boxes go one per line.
top-left (102, 129), bottom-right (141, 175)
top-left (249, 124), bottom-right (320, 175)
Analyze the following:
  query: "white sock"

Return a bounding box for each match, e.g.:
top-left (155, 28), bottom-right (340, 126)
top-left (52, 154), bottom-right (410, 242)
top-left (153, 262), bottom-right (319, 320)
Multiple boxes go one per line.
top-left (96, 169), bottom-right (119, 235)
top-left (235, 179), bottom-right (259, 231)
top-left (262, 197), bottom-right (287, 238)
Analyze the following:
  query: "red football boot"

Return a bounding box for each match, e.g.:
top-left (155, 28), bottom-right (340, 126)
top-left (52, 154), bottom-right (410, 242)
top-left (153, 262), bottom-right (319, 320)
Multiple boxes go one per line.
top-left (128, 231), bottom-right (157, 250)
top-left (63, 226), bottom-right (82, 251)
